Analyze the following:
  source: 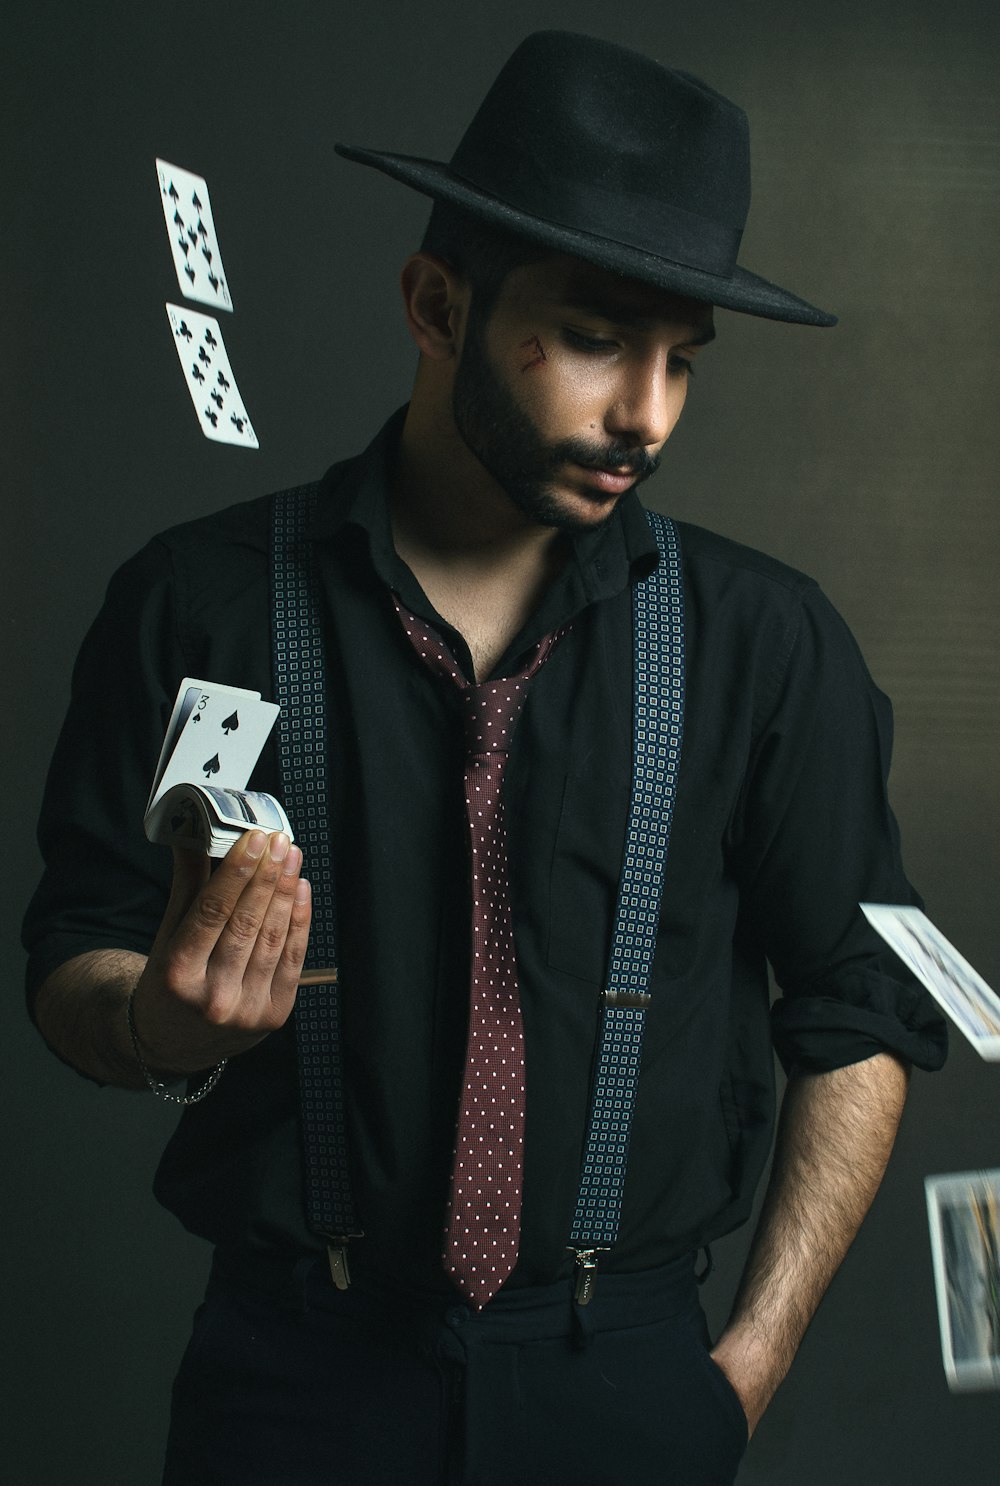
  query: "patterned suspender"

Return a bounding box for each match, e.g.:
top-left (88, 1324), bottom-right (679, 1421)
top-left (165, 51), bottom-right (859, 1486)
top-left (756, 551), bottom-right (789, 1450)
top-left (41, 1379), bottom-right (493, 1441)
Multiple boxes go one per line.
top-left (566, 510), bottom-right (685, 1301)
top-left (270, 485), bottom-right (361, 1289)
top-left (270, 492), bottom-right (685, 1300)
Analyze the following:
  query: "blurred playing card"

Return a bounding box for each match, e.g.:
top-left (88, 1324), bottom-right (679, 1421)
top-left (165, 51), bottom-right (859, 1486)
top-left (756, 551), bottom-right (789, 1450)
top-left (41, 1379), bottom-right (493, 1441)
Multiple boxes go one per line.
top-left (156, 159), bottom-right (233, 311)
top-left (925, 1169), bottom-right (1000, 1392)
top-left (861, 903), bottom-right (1000, 1060)
top-left (166, 304), bottom-right (258, 448)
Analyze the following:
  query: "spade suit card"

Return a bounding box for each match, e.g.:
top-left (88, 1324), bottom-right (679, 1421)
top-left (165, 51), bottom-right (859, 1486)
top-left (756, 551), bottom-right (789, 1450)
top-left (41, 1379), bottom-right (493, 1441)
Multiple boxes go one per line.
top-left (166, 304), bottom-right (258, 448)
top-left (145, 678), bottom-right (291, 856)
top-left (156, 159), bottom-right (233, 311)
top-left (925, 1169), bottom-right (1000, 1392)
top-left (860, 903), bottom-right (1000, 1060)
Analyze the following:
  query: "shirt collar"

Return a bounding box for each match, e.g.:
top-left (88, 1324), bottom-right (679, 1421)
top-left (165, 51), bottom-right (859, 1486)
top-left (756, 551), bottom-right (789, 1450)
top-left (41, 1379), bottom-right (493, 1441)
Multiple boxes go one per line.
top-left (315, 404), bottom-right (661, 651)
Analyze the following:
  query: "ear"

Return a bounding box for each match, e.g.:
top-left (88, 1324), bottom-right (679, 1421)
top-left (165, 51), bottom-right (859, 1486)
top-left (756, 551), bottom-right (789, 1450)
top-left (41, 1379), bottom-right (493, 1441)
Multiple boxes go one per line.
top-left (399, 253), bottom-right (468, 361)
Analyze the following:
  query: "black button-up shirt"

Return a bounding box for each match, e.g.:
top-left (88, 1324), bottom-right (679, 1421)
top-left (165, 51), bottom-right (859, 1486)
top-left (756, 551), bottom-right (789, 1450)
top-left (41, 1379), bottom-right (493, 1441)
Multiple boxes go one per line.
top-left (24, 407), bottom-right (946, 1291)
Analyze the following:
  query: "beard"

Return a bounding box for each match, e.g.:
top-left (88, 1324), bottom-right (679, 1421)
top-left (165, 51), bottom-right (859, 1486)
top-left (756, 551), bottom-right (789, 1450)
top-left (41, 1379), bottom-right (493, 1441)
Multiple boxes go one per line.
top-left (450, 308), bottom-right (660, 531)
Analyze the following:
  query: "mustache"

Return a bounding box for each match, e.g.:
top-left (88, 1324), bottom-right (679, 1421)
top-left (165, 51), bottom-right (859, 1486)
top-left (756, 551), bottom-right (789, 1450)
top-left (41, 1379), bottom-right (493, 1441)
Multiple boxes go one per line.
top-left (551, 438), bottom-right (661, 481)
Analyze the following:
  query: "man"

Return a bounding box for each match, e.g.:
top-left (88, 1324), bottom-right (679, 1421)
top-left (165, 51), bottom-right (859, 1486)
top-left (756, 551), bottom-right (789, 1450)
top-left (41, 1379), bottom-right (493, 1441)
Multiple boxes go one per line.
top-left (24, 31), bottom-right (946, 1486)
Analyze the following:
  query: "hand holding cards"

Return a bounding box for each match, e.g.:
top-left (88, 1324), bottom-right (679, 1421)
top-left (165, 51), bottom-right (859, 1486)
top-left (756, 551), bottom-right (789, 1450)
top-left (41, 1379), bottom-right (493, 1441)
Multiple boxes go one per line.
top-left (145, 678), bottom-right (292, 856)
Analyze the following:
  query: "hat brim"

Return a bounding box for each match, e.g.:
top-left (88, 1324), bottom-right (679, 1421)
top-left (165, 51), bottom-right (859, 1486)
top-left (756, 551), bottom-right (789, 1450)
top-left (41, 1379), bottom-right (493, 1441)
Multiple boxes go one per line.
top-left (335, 144), bottom-right (837, 328)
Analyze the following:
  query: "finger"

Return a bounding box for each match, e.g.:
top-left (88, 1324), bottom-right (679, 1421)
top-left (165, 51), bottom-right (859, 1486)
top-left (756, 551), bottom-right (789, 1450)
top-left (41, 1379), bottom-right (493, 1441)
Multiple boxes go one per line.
top-left (204, 831), bottom-right (298, 990)
top-left (267, 874), bottom-right (313, 1012)
top-left (169, 828), bottom-right (271, 973)
top-left (237, 844), bottom-right (307, 998)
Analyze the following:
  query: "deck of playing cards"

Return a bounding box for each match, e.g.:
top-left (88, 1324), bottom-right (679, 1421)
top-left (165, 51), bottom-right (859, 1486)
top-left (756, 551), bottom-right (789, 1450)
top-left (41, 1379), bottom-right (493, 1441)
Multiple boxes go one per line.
top-left (144, 678), bottom-right (292, 857)
top-left (860, 904), bottom-right (1000, 1060)
top-left (926, 1169), bottom-right (1000, 1391)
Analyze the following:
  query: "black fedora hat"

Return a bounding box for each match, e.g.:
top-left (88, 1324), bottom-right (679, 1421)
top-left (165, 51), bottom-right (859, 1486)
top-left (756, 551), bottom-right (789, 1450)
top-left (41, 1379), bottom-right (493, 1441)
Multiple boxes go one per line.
top-left (335, 31), bottom-right (836, 327)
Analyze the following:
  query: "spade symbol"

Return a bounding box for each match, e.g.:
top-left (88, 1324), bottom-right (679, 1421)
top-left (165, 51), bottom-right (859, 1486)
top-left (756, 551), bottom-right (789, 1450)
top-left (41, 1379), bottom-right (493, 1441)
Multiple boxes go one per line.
top-left (192, 190), bottom-right (203, 211)
top-left (222, 710), bottom-right (239, 735)
top-left (168, 182), bottom-right (180, 203)
top-left (185, 263), bottom-right (196, 284)
top-left (202, 753), bottom-right (221, 778)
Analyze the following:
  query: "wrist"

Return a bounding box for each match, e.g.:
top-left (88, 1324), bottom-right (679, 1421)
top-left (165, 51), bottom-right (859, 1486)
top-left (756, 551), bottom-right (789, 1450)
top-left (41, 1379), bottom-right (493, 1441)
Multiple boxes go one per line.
top-left (125, 988), bottom-right (227, 1105)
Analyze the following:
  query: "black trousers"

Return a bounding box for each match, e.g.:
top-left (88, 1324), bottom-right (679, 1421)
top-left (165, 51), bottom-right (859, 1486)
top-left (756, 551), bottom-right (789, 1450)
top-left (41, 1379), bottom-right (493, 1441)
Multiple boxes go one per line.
top-left (163, 1249), bottom-right (749, 1486)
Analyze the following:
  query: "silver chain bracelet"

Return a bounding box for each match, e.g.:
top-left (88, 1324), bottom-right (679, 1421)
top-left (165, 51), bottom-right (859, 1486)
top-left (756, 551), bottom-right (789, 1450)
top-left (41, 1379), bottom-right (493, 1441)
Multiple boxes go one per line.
top-left (126, 991), bottom-right (228, 1105)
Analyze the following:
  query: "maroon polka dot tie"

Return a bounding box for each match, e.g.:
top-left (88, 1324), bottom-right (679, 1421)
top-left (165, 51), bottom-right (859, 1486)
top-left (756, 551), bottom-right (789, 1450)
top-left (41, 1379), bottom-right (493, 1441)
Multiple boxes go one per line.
top-left (392, 596), bottom-right (566, 1308)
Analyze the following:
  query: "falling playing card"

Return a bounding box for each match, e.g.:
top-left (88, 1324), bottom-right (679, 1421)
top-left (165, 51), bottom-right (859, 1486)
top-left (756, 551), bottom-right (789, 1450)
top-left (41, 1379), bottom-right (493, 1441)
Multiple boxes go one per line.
top-left (156, 159), bottom-right (233, 311)
top-left (925, 1169), bottom-right (1000, 1391)
top-left (861, 903), bottom-right (1000, 1060)
top-left (166, 304), bottom-right (258, 448)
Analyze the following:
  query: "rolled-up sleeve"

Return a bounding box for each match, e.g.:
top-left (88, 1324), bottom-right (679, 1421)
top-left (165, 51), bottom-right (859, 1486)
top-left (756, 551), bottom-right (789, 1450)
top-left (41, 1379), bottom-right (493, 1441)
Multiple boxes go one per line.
top-left (730, 584), bottom-right (948, 1074)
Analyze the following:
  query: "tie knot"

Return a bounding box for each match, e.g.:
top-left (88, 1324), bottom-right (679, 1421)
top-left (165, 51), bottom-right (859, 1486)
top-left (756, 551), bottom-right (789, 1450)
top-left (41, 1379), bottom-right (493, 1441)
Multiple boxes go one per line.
top-left (461, 679), bottom-right (529, 756)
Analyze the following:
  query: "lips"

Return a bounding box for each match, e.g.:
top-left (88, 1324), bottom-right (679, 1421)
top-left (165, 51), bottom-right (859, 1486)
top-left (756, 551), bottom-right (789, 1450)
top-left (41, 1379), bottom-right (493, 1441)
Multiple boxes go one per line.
top-left (572, 464), bottom-right (638, 495)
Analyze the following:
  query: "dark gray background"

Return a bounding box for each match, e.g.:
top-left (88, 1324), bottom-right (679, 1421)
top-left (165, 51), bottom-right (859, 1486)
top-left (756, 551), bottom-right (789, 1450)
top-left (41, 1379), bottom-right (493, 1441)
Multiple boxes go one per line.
top-left (3, 1), bottom-right (998, 1481)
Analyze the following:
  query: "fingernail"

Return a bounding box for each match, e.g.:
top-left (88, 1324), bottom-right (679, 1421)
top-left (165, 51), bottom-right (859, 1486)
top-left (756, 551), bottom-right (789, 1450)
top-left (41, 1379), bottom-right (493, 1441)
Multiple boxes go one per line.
top-left (282, 844), bottom-right (302, 876)
top-left (245, 830), bottom-right (267, 859)
top-left (269, 832), bottom-right (290, 863)
top-left (295, 877), bottom-right (311, 903)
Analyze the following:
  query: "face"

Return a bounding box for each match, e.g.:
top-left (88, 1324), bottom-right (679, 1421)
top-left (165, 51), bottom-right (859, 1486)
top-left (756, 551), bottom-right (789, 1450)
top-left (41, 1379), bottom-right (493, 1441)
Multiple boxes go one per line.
top-left (451, 254), bottom-right (714, 531)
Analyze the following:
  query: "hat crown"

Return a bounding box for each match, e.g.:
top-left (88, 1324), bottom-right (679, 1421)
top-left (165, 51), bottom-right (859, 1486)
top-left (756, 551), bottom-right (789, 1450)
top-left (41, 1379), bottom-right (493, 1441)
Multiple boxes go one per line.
top-left (450, 32), bottom-right (751, 233)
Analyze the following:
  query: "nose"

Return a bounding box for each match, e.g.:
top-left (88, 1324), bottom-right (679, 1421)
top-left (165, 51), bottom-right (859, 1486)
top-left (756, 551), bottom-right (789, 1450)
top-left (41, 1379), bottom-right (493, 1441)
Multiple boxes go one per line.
top-left (603, 354), bottom-right (686, 453)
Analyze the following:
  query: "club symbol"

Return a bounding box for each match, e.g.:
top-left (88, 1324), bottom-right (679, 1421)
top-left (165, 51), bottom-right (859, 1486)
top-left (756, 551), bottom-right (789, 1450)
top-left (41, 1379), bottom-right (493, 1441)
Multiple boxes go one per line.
top-left (231, 414), bottom-right (246, 434)
top-left (221, 711), bottom-right (239, 734)
top-left (202, 753), bottom-right (221, 778)
top-left (204, 407), bottom-right (218, 428)
top-left (204, 328), bottom-right (218, 349)
top-left (198, 345), bottom-right (212, 366)
top-left (177, 320), bottom-right (193, 341)
top-left (210, 390), bottom-right (224, 410)
top-left (191, 364), bottom-right (206, 384)
top-left (217, 370), bottom-right (230, 391)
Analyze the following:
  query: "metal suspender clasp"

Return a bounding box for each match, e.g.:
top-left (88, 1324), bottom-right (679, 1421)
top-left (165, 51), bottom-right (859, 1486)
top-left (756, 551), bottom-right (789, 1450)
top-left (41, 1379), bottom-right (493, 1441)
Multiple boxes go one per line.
top-left (601, 988), bottom-right (652, 1009)
top-left (325, 1238), bottom-right (356, 1291)
top-left (570, 1248), bottom-right (607, 1306)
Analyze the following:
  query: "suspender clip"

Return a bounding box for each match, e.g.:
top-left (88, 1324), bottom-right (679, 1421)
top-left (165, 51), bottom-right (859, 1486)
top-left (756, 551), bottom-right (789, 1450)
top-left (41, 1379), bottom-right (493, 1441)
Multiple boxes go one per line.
top-left (325, 1237), bottom-right (359, 1290)
top-left (570, 1248), bottom-right (607, 1305)
top-left (601, 988), bottom-right (652, 1009)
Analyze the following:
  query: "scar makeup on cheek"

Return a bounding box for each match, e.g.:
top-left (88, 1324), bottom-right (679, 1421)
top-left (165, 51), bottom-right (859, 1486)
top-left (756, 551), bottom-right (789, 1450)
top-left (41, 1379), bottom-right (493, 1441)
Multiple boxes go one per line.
top-left (519, 334), bottom-right (548, 372)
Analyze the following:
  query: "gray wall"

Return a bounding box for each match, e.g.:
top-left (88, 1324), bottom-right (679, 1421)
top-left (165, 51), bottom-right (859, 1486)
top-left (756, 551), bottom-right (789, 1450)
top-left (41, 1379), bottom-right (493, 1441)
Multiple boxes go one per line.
top-left (3, 1), bottom-right (998, 1481)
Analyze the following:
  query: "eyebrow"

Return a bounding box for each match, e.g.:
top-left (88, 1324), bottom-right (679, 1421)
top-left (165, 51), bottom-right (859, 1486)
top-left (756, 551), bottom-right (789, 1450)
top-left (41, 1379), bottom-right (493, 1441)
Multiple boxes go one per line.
top-left (559, 295), bottom-right (717, 346)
